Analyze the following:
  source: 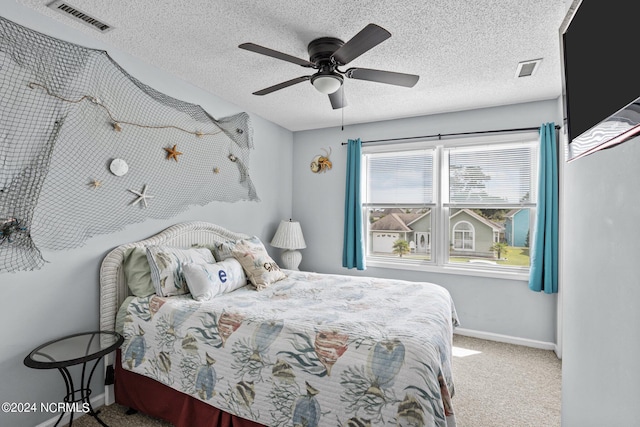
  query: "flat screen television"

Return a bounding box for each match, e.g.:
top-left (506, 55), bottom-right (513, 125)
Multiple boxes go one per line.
top-left (562, 0), bottom-right (640, 161)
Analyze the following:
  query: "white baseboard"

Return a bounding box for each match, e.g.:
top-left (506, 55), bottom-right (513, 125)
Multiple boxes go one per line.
top-left (34, 393), bottom-right (105, 427)
top-left (454, 328), bottom-right (558, 353)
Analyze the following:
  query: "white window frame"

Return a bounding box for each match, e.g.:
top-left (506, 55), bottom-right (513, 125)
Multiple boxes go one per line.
top-left (362, 132), bottom-right (538, 280)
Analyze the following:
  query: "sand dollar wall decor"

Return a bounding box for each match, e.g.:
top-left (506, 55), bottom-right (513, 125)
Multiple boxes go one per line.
top-left (109, 158), bottom-right (129, 176)
top-left (0, 16), bottom-right (258, 272)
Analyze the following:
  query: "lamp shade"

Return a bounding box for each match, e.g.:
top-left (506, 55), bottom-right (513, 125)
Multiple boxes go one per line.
top-left (270, 220), bottom-right (306, 250)
top-left (311, 74), bottom-right (342, 94)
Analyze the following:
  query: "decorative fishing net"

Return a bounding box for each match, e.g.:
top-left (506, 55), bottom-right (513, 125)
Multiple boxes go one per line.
top-left (0, 16), bottom-right (258, 273)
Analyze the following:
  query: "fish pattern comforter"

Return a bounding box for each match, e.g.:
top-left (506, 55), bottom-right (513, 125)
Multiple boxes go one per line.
top-left (121, 270), bottom-right (460, 427)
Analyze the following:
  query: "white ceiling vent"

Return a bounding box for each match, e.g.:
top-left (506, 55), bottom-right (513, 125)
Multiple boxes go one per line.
top-left (515, 58), bottom-right (542, 78)
top-left (47, 0), bottom-right (114, 33)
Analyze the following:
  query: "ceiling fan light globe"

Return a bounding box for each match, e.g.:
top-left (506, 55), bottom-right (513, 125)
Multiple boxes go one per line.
top-left (311, 74), bottom-right (342, 94)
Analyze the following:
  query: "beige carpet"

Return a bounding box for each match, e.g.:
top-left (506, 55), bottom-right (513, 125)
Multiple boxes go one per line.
top-left (451, 335), bottom-right (561, 427)
top-left (69, 335), bottom-right (561, 427)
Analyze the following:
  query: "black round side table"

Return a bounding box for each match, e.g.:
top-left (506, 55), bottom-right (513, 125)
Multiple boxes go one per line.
top-left (24, 331), bottom-right (124, 427)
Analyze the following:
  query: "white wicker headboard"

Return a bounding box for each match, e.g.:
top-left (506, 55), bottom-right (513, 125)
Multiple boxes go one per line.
top-left (99, 221), bottom-right (249, 332)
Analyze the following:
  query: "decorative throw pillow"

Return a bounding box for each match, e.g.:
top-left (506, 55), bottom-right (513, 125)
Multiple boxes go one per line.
top-left (231, 236), bottom-right (286, 290)
top-left (211, 240), bottom-right (237, 261)
top-left (123, 247), bottom-right (156, 297)
top-left (145, 246), bottom-right (215, 297)
top-left (182, 258), bottom-right (247, 301)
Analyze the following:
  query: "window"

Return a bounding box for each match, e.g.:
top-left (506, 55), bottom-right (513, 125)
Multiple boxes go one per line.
top-left (362, 133), bottom-right (538, 274)
top-left (365, 149), bottom-right (434, 261)
top-left (452, 221), bottom-right (474, 251)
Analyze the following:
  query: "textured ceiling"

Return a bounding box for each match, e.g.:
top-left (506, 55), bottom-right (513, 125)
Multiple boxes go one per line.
top-left (18, 0), bottom-right (571, 131)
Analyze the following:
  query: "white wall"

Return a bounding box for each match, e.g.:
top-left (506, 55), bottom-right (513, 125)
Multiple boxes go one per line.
top-left (0, 3), bottom-right (293, 426)
top-left (292, 100), bottom-right (560, 344)
top-left (561, 136), bottom-right (640, 425)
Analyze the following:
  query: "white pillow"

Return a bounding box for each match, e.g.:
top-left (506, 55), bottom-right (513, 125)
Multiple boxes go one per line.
top-left (146, 246), bottom-right (215, 297)
top-left (182, 258), bottom-right (247, 301)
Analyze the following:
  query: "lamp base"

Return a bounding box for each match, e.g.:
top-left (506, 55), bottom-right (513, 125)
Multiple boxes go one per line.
top-left (280, 249), bottom-right (302, 271)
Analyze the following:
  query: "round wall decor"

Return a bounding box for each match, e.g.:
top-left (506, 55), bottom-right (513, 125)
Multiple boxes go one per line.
top-left (109, 158), bottom-right (129, 176)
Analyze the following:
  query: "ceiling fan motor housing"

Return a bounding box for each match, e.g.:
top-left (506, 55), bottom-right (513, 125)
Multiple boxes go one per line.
top-left (308, 37), bottom-right (345, 94)
top-left (307, 37), bottom-right (344, 65)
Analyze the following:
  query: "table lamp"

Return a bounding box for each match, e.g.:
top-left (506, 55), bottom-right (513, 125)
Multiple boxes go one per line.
top-left (270, 219), bottom-right (306, 270)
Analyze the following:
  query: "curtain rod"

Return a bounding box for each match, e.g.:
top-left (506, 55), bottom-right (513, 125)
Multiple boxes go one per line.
top-left (340, 124), bottom-right (560, 145)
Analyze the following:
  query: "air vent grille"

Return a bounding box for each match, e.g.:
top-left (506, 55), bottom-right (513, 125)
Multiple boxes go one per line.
top-left (515, 58), bottom-right (542, 78)
top-left (47, 0), bottom-right (113, 33)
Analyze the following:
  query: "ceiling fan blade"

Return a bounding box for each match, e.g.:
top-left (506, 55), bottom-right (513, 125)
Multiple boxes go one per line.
top-left (346, 67), bottom-right (419, 87)
top-left (329, 86), bottom-right (348, 109)
top-left (331, 24), bottom-right (391, 65)
top-left (239, 43), bottom-right (314, 67)
top-left (253, 76), bottom-right (311, 96)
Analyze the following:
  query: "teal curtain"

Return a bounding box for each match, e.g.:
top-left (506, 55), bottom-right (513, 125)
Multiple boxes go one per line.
top-left (343, 138), bottom-right (366, 270)
top-left (529, 123), bottom-right (558, 293)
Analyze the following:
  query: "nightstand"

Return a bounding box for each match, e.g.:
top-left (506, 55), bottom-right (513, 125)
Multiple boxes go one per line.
top-left (24, 331), bottom-right (123, 426)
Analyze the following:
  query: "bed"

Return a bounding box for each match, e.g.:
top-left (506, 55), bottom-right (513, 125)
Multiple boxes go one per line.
top-left (99, 221), bottom-right (459, 427)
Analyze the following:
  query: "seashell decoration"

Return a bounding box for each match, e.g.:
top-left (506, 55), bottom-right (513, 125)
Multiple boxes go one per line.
top-left (124, 325), bottom-right (146, 369)
top-left (195, 352), bottom-right (217, 400)
top-left (149, 296), bottom-right (166, 316)
top-left (218, 312), bottom-right (244, 346)
top-left (0, 217), bottom-right (28, 245)
top-left (251, 320), bottom-right (284, 362)
top-left (272, 358), bottom-right (296, 382)
top-left (181, 333), bottom-right (199, 352)
top-left (310, 147), bottom-right (332, 173)
top-left (235, 380), bottom-right (256, 407)
top-left (438, 373), bottom-right (454, 416)
top-left (314, 330), bottom-right (349, 376)
top-left (292, 382), bottom-right (321, 427)
top-left (396, 394), bottom-right (425, 427)
top-left (366, 338), bottom-right (405, 397)
top-left (344, 418), bottom-right (372, 427)
top-left (157, 351), bottom-right (172, 374)
top-left (169, 304), bottom-right (199, 330)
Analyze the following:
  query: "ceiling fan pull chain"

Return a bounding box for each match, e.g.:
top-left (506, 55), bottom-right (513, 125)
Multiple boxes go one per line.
top-left (341, 87), bottom-right (345, 131)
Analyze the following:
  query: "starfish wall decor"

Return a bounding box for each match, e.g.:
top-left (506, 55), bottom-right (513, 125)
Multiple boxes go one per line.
top-left (164, 145), bottom-right (183, 162)
top-left (129, 184), bottom-right (154, 208)
top-left (88, 179), bottom-right (102, 189)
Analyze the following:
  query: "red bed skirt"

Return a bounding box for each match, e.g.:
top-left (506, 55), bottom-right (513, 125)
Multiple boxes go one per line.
top-left (115, 350), bottom-right (264, 427)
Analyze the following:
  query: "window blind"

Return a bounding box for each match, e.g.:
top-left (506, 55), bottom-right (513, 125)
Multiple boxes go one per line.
top-left (447, 143), bottom-right (535, 205)
top-left (365, 150), bottom-right (434, 204)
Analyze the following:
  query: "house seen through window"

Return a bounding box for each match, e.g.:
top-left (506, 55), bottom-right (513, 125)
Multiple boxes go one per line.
top-left (362, 134), bottom-right (538, 273)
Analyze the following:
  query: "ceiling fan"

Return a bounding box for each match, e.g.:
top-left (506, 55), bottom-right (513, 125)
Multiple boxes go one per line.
top-left (238, 23), bottom-right (420, 109)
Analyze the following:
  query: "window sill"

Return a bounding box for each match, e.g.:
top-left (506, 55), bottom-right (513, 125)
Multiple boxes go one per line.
top-left (365, 258), bottom-right (530, 281)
